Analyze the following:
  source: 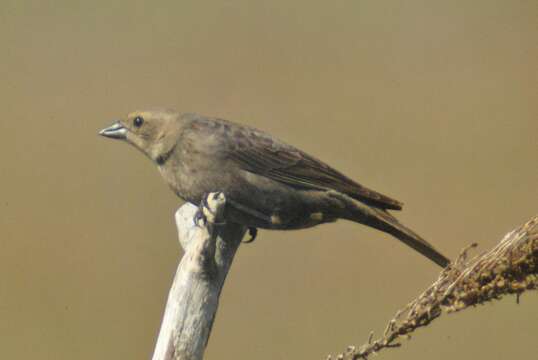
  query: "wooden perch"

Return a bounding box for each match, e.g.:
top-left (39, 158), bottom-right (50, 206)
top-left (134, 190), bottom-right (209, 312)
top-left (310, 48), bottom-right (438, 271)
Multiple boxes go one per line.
top-left (330, 214), bottom-right (538, 360)
top-left (151, 193), bottom-right (246, 360)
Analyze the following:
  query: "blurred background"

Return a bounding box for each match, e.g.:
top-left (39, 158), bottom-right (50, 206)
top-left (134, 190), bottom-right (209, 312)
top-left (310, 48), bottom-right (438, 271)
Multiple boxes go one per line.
top-left (1, 1), bottom-right (536, 359)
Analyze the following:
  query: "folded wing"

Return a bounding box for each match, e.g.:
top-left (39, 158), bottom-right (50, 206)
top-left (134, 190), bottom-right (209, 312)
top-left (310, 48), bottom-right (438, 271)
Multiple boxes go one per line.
top-left (225, 129), bottom-right (403, 211)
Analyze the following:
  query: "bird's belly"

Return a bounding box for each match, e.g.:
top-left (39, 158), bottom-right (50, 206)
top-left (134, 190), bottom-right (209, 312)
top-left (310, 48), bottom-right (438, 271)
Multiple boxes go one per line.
top-left (223, 171), bottom-right (340, 230)
top-left (159, 164), bottom-right (339, 229)
top-left (225, 195), bottom-right (325, 230)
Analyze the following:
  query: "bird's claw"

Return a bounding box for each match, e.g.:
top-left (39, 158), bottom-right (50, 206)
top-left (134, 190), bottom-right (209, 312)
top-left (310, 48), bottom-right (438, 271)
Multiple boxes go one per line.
top-left (243, 227), bottom-right (258, 243)
top-left (193, 206), bottom-right (207, 227)
top-left (193, 192), bottom-right (227, 227)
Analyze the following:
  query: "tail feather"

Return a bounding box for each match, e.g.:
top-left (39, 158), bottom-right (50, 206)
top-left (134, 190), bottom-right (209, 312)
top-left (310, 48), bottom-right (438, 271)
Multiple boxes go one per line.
top-left (343, 198), bottom-right (450, 268)
top-left (374, 209), bottom-right (449, 268)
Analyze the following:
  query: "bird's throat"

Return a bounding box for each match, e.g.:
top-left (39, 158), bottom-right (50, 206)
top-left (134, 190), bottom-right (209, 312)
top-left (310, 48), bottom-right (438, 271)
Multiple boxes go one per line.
top-left (155, 142), bottom-right (177, 165)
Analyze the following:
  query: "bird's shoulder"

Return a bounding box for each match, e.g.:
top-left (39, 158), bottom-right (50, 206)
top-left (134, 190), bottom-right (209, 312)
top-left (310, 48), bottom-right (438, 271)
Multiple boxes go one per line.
top-left (180, 113), bottom-right (291, 151)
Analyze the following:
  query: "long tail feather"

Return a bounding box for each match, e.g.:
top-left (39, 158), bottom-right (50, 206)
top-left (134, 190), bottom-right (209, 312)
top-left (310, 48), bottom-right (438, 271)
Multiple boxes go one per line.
top-left (344, 198), bottom-right (450, 267)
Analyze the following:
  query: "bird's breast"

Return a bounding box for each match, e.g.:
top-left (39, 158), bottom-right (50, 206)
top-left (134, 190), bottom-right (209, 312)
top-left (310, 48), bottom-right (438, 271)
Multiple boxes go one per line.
top-left (157, 156), bottom-right (235, 205)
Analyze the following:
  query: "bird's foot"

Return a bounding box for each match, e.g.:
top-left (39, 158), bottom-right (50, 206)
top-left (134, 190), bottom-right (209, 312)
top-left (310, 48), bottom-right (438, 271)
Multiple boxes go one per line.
top-left (193, 192), bottom-right (227, 227)
top-left (193, 206), bottom-right (207, 227)
top-left (243, 227), bottom-right (258, 243)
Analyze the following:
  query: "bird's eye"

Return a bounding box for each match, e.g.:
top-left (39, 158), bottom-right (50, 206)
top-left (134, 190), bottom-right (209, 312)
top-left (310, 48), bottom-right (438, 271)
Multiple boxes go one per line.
top-left (133, 116), bottom-right (144, 128)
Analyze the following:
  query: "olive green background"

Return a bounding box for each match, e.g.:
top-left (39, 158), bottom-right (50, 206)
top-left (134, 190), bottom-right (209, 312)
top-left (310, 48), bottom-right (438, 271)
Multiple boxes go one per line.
top-left (1, 1), bottom-right (536, 359)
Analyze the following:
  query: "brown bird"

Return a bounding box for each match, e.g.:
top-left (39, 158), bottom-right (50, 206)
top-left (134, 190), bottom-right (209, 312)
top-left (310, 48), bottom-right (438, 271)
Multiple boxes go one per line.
top-left (100, 109), bottom-right (449, 267)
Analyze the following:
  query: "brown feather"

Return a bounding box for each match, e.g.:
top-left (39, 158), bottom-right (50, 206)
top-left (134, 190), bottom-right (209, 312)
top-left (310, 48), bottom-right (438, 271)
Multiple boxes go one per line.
top-left (224, 127), bottom-right (403, 210)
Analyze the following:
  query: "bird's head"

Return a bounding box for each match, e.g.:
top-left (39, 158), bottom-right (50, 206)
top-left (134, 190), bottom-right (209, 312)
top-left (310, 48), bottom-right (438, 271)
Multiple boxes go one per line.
top-left (99, 109), bottom-right (181, 164)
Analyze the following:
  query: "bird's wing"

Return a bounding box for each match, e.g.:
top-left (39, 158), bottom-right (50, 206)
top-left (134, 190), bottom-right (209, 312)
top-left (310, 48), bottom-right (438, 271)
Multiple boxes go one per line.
top-left (225, 129), bottom-right (403, 210)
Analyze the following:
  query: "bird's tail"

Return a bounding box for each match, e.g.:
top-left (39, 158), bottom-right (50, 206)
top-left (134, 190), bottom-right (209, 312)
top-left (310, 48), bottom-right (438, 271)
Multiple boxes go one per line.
top-left (341, 197), bottom-right (450, 268)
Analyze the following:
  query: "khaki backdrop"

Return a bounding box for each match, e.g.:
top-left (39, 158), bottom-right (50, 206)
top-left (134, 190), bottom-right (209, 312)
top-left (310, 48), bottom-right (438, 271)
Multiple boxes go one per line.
top-left (1, 1), bottom-right (536, 359)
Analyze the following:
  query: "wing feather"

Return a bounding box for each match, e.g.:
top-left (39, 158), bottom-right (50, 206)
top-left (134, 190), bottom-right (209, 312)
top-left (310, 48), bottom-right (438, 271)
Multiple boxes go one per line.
top-left (225, 129), bottom-right (403, 210)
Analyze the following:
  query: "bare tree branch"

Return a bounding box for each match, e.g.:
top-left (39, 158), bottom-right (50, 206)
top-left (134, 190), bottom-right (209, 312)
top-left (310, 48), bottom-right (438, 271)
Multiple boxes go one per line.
top-left (152, 193), bottom-right (246, 360)
top-left (330, 215), bottom-right (538, 360)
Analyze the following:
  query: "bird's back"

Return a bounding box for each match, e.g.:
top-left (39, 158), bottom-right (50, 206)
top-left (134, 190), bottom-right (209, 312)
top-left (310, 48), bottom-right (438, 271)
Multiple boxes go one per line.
top-left (179, 113), bottom-right (403, 211)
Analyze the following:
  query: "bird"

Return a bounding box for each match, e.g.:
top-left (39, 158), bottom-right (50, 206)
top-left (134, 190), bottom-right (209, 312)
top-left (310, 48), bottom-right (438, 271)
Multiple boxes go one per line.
top-left (99, 109), bottom-right (450, 267)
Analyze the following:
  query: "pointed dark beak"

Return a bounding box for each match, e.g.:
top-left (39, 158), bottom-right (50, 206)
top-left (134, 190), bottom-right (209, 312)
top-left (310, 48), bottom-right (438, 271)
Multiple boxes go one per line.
top-left (99, 121), bottom-right (127, 139)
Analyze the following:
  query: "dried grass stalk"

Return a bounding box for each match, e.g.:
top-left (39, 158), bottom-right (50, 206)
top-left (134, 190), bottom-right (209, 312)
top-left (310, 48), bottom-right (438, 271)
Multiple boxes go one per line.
top-left (330, 215), bottom-right (538, 360)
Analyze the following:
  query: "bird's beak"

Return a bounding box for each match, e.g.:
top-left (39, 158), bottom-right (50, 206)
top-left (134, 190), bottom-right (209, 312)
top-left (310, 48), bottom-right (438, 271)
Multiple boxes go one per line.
top-left (99, 121), bottom-right (127, 139)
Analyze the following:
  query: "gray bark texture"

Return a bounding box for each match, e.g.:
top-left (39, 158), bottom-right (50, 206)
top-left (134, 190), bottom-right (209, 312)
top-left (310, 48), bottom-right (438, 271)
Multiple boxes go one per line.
top-left (151, 193), bottom-right (246, 360)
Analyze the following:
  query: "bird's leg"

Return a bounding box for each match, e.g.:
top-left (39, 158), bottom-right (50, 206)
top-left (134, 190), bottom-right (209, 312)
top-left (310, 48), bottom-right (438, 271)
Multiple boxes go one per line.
top-left (193, 193), bottom-right (228, 227)
top-left (243, 227), bottom-right (258, 243)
